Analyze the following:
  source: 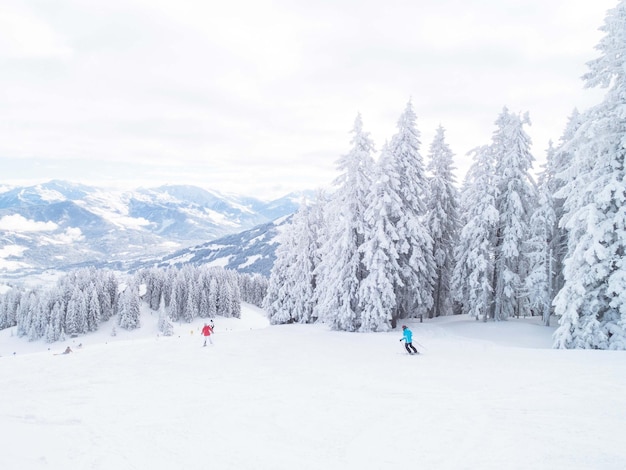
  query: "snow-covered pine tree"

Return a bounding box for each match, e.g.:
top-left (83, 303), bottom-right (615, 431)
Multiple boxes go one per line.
top-left (199, 288), bottom-right (210, 319)
top-left (299, 197), bottom-right (325, 322)
top-left (452, 145), bottom-right (498, 320)
top-left (185, 280), bottom-right (200, 323)
top-left (103, 271), bottom-right (118, 320)
top-left (358, 146), bottom-right (401, 332)
top-left (226, 270), bottom-right (242, 319)
top-left (266, 216), bottom-right (300, 323)
top-left (426, 126), bottom-right (460, 318)
top-left (161, 268), bottom-right (175, 309)
top-left (0, 288), bottom-right (21, 330)
top-left (75, 287), bottom-right (88, 334)
top-left (48, 301), bottom-right (63, 343)
top-left (264, 199), bottom-right (320, 324)
top-left (216, 273), bottom-right (234, 317)
top-left (142, 267), bottom-right (164, 311)
top-left (158, 296), bottom-right (173, 336)
top-left (176, 266), bottom-right (195, 323)
top-left (525, 142), bottom-right (558, 326)
top-left (314, 113), bottom-right (375, 331)
top-left (290, 202), bottom-right (318, 323)
top-left (524, 111), bottom-right (582, 326)
top-left (118, 283), bottom-right (140, 330)
top-left (382, 101), bottom-right (435, 321)
top-left (197, 268), bottom-right (211, 318)
top-left (168, 289), bottom-right (179, 325)
top-left (308, 190), bottom-right (330, 318)
top-left (27, 291), bottom-right (46, 341)
top-left (554, 1), bottom-right (626, 349)
top-left (0, 294), bottom-right (4, 326)
top-left (263, 223), bottom-right (294, 324)
top-left (551, 109), bottom-right (584, 296)
top-left (238, 272), bottom-right (268, 307)
top-left (208, 277), bottom-right (218, 318)
top-left (64, 289), bottom-right (82, 337)
top-left (86, 284), bottom-right (101, 332)
top-left (171, 273), bottom-right (187, 322)
top-left (15, 289), bottom-right (32, 339)
top-left (491, 108), bottom-right (537, 320)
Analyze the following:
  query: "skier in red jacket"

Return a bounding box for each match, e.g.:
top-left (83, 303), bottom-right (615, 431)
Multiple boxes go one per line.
top-left (201, 323), bottom-right (213, 346)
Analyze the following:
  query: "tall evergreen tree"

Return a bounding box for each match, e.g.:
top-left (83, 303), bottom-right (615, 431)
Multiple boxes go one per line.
top-left (524, 112), bottom-right (583, 327)
top-left (263, 219), bottom-right (296, 324)
top-left (103, 272), bottom-right (118, 320)
top-left (86, 284), bottom-right (101, 332)
top-left (48, 301), bottom-right (63, 343)
top-left (118, 283), bottom-right (140, 330)
top-left (426, 126), bottom-right (460, 318)
top-left (525, 142), bottom-right (558, 325)
top-left (185, 281), bottom-right (199, 323)
top-left (491, 108), bottom-right (537, 320)
top-left (215, 276), bottom-right (228, 317)
top-left (315, 113), bottom-right (375, 331)
top-left (264, 201), bottom-right (320, 325)
top-left (168, 289), bottom-right (179, 325)
top-left (551, 109), bottom-right (584, 296)
top-left (0, 288), bottom-right (21, 330)
top-left (226, 271), bottom-right (242, 319)
top-left (359, 150), bottom-right (401, 331)
top-left (158, 296), bottom-right (174, 336)
top-left (382, 101), bottom-right (435, 322)
top-left (452, 145), bottom-right (498, 320)
top-left (554, 1), bottom-right (626, 349)
top-left (65, 291), bottom-right (81, 337)
top-left (207, 277), bottom-right (218, 318)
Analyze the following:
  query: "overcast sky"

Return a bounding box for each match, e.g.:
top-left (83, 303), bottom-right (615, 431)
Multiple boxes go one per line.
top-left (0, 0), bottom-right (616, 199)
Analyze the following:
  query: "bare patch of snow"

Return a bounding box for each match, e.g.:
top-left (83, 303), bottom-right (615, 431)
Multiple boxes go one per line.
top-left (239, 254), bottom-right (262, 268)
top-left (205, 256), bottom-right (231, 268)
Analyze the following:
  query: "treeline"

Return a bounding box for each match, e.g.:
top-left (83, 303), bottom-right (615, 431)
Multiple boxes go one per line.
top-left (0, 265), bottom-right (268, 342)
top-left (264, 3), bottom-right (626, 350)
top-left (264, 105), bottom-right (539, 332)
top-left (264, 106), bottom-right (457, 333)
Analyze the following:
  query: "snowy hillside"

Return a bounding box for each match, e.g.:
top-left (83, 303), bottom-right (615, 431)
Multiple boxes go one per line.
top-left (147, 214), bottom-right (292, 277)
top-left (1, 307), bottom-right (625, 470)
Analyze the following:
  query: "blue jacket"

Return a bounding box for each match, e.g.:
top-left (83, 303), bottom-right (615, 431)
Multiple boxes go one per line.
top-left (402, 328), bottom-right (413, 343)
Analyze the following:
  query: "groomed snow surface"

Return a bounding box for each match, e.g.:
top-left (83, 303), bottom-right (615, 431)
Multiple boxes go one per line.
top-left (1, 305), bottom-right (625, 470)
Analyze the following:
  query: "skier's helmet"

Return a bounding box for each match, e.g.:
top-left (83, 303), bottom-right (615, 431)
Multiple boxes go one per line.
top-left (402, 325), bottom-right (407, 329)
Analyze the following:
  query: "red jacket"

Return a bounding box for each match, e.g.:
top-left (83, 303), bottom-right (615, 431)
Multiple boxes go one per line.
top-left (202, 325), bottom-right (213, 336)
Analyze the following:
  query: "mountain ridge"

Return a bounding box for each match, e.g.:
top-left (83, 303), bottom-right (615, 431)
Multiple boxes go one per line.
top-left (0, 180), bottom-right (308, 282)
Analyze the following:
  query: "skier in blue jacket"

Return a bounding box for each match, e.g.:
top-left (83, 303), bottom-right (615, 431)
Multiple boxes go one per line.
top-left (400, 325), bottom-right (419, 354)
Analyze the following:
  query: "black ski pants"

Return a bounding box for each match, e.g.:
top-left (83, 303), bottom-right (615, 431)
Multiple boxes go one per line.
top-left (405, 342), bottom-right (418, 354)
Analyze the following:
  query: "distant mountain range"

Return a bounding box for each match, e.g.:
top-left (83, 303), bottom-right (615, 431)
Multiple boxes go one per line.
top-left (137, 214), bottom-right (292, 277)
top-left (0, 180), bottom-right (307, 282)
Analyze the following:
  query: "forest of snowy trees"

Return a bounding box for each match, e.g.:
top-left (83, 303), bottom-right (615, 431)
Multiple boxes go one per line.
top-left (264, 1), bottom-right (626, 350)
top-left (0, 266), bottom-right (267, 343)
top-left (0, 3), bottom-right (624, 350)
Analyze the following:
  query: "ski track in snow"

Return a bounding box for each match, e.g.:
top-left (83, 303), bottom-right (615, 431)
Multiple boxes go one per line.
top-left (1, 307), bottom-right (625, 469)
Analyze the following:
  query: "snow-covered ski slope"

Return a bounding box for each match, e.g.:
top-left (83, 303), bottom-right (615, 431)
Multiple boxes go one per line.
top-left (1, 305), bottom-right (625, 470)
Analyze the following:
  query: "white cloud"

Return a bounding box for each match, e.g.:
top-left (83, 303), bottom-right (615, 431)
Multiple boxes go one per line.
top-left (55, 227), bottom-right (84, 244)
top-left (0, 244), bottom-right (30, 272)
top-left (0, 0), bottom-right (617, 198)
top-left (0, 244), bottom-right (27, 258)
top-left (0, 214), bottom-right (58, 232)
top-left (0, 2), bottom-right (72, 60)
